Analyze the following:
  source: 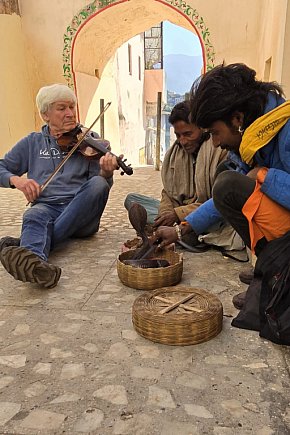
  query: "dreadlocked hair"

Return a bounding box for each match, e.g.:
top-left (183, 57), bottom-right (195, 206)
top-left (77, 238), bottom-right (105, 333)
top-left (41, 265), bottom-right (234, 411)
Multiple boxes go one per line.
top-left (189, 63), bottom-right (284, 129)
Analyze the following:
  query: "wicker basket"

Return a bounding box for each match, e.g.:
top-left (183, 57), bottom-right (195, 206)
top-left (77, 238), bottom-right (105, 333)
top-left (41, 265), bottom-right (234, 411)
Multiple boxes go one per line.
top-left (117, 249), bottom-right (183, 290)
top-left (132, 286), bottom-right (223, 345)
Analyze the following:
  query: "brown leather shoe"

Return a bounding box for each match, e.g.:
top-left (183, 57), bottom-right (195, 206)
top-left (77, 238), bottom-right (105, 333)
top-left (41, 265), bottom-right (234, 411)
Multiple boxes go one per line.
top-left (239, 267), bottom-right (254, 285)
top-left (0, 236), bottom-right (20, 252)
top-left (232, 291), bottom-right (247, 310)
top-left (0, 246), bottom-right (61, 289)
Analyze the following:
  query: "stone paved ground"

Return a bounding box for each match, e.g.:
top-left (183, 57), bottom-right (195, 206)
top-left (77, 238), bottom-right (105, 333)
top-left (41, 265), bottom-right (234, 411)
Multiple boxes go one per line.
top-left (0, 166), bottom-right (289, 435)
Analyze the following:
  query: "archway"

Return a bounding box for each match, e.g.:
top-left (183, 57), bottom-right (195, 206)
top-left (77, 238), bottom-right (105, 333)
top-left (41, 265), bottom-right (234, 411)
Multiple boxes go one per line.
top-left (63, 0), bottom-right (215, 91)
top-left (62, 0), bottom-right (215, 164)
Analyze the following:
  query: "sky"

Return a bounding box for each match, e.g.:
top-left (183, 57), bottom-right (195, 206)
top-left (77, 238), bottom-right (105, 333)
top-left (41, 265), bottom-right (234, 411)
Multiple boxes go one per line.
top-left (163, 21), bottom-right (202, 57)
top-left (163, 21), bottom-right (203, 94)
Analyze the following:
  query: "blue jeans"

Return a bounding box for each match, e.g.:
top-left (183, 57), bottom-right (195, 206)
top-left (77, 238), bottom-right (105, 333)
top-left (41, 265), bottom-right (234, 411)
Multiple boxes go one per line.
top-left (20, 176), bottom-right (110, 260)
top-left (124, 193), bottom-right (160, 224)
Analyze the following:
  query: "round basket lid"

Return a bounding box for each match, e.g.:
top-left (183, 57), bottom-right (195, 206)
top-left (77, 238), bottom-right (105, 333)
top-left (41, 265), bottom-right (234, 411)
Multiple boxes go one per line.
top-left (132, 286), bottom-right (223, 345)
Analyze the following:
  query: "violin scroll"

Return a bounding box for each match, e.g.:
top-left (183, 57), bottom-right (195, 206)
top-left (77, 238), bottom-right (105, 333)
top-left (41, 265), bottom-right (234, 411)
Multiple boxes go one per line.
top-left (116, 157), bottom-right (133, 176)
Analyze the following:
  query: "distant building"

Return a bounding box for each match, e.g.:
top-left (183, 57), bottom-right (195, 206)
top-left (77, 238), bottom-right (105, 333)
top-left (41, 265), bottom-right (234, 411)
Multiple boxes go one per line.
top-left (167, 91), bottom-right (185, 109)
top-left (85, 34), bottom-right (146, 167)
top-left (143, 23), bottom-right (166, 166)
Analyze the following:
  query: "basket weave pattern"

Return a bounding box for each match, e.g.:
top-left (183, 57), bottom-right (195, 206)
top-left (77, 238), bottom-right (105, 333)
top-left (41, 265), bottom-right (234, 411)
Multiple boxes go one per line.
top-left (117, 249), bottom-right (183, 290)
top-left (132, 286), bottom-right (223, 345)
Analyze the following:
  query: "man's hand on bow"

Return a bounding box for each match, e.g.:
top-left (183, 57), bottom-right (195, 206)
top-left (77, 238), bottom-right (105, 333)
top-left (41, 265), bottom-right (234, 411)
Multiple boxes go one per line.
top-left (10, 176), bottom-right (41, 203)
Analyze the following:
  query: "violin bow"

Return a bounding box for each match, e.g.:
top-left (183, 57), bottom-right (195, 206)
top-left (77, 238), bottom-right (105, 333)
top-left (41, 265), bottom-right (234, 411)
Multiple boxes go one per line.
top-left (40, 101), bottom-right (111, 194)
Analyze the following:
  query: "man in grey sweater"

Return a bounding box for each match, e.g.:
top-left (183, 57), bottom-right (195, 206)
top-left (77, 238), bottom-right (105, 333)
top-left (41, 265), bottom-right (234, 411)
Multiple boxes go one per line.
top-left (0, 84), bottom-right (118, 288)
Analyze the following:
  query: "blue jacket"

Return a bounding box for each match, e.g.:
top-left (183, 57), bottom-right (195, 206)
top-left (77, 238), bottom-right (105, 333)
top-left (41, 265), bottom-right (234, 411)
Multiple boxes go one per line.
top-left (0, 125), bottom-right (112, 204)
top-left (185, 93), bottom-right (290, 235)
top-left (184, 152), bottom-right (250, 234)
top-left (255, 94), bottom-right (290, 210)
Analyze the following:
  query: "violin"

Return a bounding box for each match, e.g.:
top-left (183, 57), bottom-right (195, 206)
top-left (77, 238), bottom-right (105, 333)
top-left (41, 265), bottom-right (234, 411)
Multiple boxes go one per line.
top-left (34, 102), bottom-right (131, 201)
top-left (57, 126), bottom-right (133, 176)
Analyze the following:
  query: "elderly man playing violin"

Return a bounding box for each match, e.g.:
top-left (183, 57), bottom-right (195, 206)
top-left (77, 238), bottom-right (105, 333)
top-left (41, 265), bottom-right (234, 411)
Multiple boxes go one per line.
top-left (0, 83), bottom-right (119, 289)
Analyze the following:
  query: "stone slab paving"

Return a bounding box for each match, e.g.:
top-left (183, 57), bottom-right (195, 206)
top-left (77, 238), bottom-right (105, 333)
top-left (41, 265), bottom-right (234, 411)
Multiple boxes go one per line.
top-left (0, 166), bottom-right (289, 434)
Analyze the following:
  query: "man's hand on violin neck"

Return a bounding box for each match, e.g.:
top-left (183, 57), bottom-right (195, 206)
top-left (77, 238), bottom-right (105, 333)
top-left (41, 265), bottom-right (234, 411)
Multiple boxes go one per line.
top-left (99, 153), bottom-right (118, 178)
top-left (10, 176), bottom-right (41, 203)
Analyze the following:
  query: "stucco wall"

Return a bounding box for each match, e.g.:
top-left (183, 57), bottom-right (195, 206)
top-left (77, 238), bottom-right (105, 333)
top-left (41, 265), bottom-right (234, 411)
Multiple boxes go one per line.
top-left (1, 0), bottom-right (290, 157)
top-left (18, 0), bottom-right (86, 131)
top-left (18, 0), bottom-right (270, 103)
top-left (193, 0), bottom-right (262, 67)
top-left (79, 59), bottom-right (121, 157)
top-left (23, 1), bottom-right (289, 97)
top-left (113, 34), bottom-right (146, 166)
top-left (255, 0), bottom-right (288, 85)
top-left (281, 0), bottom-right (290, 98)
top-left (78, 33), bottom-right (146, 166)
top-left (144, 70), bottom-right (164, 103)
top-left (0, 13), bottom-right (35, 154)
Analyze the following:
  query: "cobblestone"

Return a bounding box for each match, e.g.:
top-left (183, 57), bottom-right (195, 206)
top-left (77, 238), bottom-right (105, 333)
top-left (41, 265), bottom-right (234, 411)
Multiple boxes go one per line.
top-left (0, 167), bottom-right (289, 434)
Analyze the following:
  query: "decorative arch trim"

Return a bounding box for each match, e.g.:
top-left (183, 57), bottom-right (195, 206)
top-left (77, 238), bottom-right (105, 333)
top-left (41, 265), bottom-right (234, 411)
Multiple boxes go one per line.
top-left (63, 0), bottom-right (215, 90)
top-left (156, 0), bottom-right (215, 71)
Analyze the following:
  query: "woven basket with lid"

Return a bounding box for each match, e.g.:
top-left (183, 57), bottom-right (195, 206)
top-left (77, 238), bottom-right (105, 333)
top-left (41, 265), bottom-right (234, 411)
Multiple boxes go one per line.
top-left (132, 285), bottom-right (223, 345)
top-left (117, 249), bottom-right (183, 290)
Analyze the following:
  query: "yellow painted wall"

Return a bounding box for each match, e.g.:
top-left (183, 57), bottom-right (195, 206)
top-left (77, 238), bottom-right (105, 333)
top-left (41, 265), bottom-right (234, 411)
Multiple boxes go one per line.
top-left (78, 60), bottom-right (120, 156)
top-left (1, 0), bottom-right (290, 157)
top-left (0, 14), bottom-right (35, 154)
top-left (255, 0), bottom-right (288, 87)
top-left (18, 0), bottom-right (86, 131)
top-left (17, 0), bottom-right (289, 105)
top-left (281, 1), bottom-right (290, 98)
top-left (78, 33), bottom-right (147, 166)
top-left (19, 0), bottom-right (269, 106)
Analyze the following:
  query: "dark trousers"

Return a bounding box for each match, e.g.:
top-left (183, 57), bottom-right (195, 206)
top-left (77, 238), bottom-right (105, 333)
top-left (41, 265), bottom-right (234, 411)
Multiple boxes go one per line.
top-left (213, 171), bottom-right (267, 256)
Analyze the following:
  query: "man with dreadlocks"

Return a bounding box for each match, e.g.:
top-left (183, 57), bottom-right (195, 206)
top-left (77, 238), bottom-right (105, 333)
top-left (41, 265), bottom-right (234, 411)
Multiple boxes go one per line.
top-left (190, 63), bottom-right (290, 309)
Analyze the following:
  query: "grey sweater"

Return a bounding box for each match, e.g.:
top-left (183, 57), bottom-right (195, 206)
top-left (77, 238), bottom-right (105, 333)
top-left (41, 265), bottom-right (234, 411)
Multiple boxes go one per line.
top-left (0, 125), bottom-right (112, 204)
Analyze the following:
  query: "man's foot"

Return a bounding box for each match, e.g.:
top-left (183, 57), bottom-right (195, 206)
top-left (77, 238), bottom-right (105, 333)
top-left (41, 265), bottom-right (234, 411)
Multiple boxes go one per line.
top-left (239, 267), bottom-right (254, 285)
top-left (232, 291), bottom-right (247, 310)
top-left (181, 231), bottom-right (199, 246)
top-left (0, 246), bottom-right (61, 289)
top-left (177, 230), bottom-right (210, 253)
top-left (0, 236), bottom-right (20, 252)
